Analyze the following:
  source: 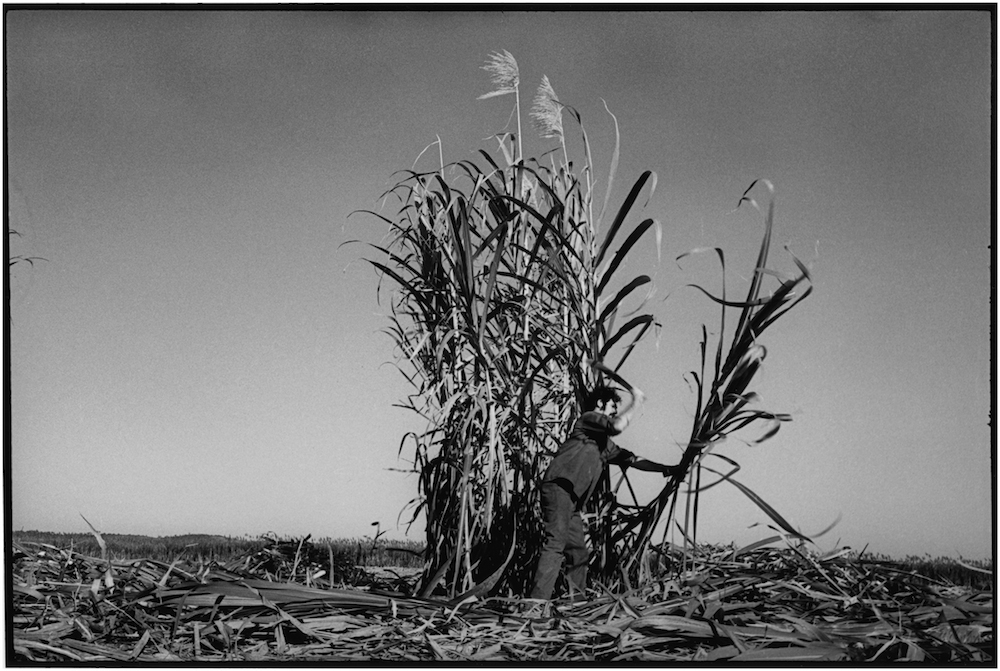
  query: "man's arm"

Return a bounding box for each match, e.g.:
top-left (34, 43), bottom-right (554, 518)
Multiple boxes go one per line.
top-left (630, 458), bottom-right (684, 477)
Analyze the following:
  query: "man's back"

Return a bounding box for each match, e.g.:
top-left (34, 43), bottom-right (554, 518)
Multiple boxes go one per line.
top-left (543, 411), bottom-right (632, 506)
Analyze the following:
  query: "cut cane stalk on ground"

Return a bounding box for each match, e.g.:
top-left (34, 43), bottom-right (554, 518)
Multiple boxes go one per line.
top-left (10, 536), bottom-right (992, 662)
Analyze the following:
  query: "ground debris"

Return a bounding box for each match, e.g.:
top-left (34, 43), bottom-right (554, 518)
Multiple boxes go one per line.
top-left (10, 539), bottom-right (993, 662)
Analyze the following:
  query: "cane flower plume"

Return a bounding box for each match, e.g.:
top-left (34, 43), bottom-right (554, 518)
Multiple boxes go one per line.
top-left (531, 75), bottom-right (564, 140)
top-left (478, 50), bottom-right (520, 99)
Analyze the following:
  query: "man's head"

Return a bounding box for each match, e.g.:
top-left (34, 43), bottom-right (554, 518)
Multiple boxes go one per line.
top-left (584, 385), bottom-right (621, 417)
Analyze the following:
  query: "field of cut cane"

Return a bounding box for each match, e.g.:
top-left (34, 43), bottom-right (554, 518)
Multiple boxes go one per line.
top-left (10, 50), bottom-right (994, 665)
top-left (10, 531), bottom-right (993, 663)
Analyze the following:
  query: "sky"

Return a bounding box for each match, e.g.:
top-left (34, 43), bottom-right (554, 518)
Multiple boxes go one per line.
top-left (6, 9), bottom-right (994, 560)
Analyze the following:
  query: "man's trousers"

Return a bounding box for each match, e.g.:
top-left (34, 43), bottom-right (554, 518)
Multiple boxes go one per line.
top-left (529, 480), bottom-right (589, 599)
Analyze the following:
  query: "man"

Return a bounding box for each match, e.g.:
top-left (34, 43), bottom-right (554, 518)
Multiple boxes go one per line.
top-left (528, 383), bottom-right (681, 601)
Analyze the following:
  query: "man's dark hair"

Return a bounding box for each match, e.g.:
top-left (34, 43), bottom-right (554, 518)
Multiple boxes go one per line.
top-left (583, 385), bottom-right (621, 411)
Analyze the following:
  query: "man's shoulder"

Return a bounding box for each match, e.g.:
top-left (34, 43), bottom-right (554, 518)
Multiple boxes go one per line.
top-left (576, 410), bottom-right (612, 429)
top-left (575, 410), bottom-right (619, 436)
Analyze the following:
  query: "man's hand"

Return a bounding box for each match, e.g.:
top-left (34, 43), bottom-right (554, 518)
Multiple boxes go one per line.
top-left (662, 464), bottom-right (685, 478)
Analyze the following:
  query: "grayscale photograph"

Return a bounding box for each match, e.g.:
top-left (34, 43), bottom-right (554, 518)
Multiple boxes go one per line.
top-left (7, 8), bottom-right (993, 663)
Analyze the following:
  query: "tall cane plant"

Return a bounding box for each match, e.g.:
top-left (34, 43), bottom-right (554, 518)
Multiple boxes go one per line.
top-left (604, 180), bottom-right (814, 587)
top-left (354, 52), bottom-right (661, 598)
top-left (355, 52), bottom-right (812, 597)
